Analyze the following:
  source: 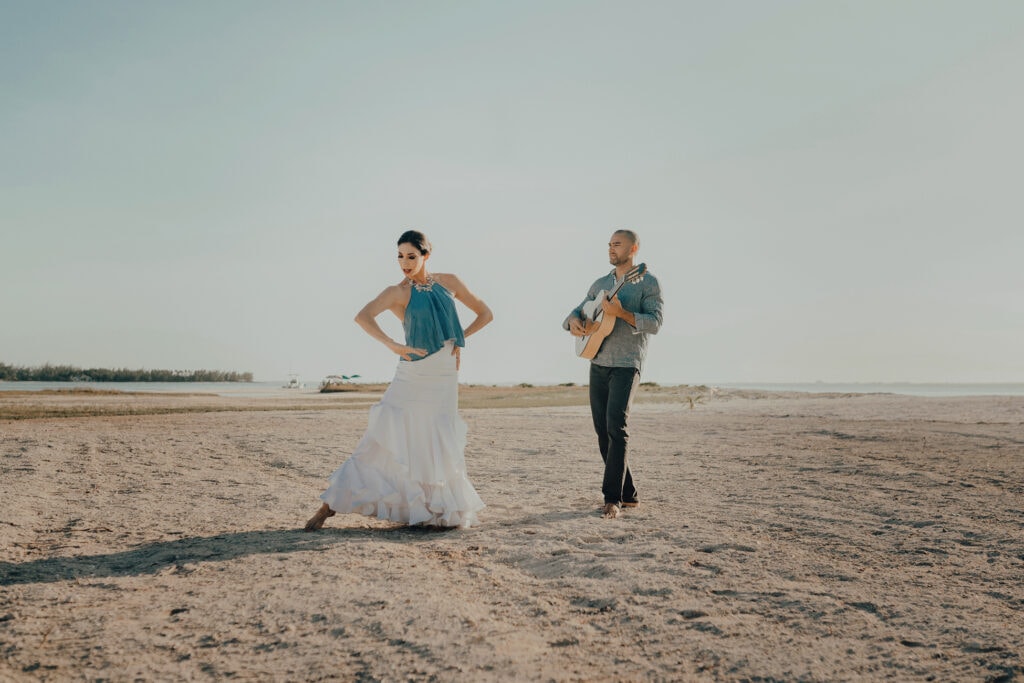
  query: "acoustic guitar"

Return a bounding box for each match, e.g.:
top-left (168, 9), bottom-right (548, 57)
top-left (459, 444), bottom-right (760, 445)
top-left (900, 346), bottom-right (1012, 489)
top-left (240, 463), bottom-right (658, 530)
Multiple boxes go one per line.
top-left (574, 263), bottom-right (647, 359)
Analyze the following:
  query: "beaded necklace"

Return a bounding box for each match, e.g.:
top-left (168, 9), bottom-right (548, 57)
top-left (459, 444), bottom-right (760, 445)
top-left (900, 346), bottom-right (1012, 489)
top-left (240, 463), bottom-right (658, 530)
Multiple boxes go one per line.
top-left (408, 273), bottom-right (435, 292)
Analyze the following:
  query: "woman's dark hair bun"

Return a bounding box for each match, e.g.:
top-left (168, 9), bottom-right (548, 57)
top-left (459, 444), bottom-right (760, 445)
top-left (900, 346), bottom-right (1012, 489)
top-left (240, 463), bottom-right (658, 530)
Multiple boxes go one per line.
top-left (397, 230), bottom-right (431, 255)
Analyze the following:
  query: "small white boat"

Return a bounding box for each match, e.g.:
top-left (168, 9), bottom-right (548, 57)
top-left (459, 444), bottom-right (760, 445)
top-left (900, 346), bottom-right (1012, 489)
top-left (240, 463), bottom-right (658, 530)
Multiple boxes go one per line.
top-left (319, 373), bottom-right (361, 393)
top-left (283, 374), bottom-right (304, 389)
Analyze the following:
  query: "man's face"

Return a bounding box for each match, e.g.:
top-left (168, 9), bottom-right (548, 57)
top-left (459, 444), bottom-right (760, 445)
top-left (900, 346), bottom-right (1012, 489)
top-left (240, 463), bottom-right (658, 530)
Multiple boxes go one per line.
top-left (608, 233), bottom-right (636, 266)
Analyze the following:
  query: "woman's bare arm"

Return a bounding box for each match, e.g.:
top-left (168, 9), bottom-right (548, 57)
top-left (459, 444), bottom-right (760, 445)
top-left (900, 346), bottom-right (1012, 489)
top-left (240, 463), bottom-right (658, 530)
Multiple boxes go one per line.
top-left (436, 273), bottom-right (493, 338)
top-left (354, 284), bottom-right (427, 360)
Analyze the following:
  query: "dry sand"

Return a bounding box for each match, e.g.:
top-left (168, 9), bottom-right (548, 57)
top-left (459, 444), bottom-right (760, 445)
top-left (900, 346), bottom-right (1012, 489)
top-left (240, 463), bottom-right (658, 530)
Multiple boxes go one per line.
top-left (1, 386), bottom-right (1022, 681)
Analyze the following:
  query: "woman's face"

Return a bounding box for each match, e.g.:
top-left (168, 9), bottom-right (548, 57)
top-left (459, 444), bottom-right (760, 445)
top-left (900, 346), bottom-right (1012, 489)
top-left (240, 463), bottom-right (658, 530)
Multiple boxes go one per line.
top-left (398, 243), bottom-right (428, 280)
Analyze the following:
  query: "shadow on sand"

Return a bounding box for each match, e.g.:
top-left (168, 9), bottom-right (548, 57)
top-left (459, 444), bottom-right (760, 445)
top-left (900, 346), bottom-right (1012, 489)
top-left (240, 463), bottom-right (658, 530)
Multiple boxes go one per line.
top-left (0, 525), bottom-right (452, 586)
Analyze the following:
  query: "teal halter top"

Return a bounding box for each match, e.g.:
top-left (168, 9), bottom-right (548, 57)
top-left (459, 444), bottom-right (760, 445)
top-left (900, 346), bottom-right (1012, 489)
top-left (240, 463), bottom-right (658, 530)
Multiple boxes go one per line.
top-left (403, 277), bottom-right (465, 361)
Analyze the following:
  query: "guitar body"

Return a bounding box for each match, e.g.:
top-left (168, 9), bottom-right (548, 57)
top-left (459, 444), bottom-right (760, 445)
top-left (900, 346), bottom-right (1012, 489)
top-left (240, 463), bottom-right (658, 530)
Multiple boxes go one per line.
top-left (572, 263), bottom-right (647, 360)
top-left (575, 290), bottom-right (616, 359)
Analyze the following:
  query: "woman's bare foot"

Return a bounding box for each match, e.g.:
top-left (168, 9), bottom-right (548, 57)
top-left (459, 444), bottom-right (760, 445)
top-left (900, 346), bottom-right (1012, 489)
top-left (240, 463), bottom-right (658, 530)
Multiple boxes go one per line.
top-left (601, 503), bottom-right (621, 519)
top-left (304, 503), bottom-right (335, 531)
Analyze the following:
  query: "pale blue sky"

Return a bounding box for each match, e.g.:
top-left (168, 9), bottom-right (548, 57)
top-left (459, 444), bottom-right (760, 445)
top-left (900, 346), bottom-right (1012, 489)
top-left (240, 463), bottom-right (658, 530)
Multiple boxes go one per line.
top-left (3, 1), bottom-right (1023, 385)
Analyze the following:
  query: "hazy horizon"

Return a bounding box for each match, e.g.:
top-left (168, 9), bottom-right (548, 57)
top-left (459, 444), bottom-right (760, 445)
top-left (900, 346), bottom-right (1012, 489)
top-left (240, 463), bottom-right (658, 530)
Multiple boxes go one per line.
top-left (3, 1), bottom-right (1023, 386)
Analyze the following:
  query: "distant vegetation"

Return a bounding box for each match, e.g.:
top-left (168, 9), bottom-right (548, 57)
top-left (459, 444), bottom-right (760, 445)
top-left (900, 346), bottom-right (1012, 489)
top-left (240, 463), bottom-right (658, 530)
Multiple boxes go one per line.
top-left (0, 362), bottom-right (253, 383)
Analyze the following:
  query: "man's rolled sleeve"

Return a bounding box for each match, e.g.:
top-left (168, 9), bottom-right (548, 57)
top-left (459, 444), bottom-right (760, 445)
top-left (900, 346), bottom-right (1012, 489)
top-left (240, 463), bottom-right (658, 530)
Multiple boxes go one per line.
top-left (631, 286), bottom-right (663, 335)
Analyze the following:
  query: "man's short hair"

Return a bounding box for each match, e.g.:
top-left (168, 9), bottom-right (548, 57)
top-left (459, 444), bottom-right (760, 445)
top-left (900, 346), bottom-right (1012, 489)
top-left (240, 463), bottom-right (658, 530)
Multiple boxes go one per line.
top-left (614, 229), bottom-right (639, 247)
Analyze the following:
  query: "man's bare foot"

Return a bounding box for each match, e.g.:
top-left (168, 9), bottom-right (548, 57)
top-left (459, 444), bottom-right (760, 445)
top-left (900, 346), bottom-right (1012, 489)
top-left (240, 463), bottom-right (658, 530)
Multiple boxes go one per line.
top-left (304, 503), bottom-right (335, 531)
top-left (601, 503), bottom-right (621, 519)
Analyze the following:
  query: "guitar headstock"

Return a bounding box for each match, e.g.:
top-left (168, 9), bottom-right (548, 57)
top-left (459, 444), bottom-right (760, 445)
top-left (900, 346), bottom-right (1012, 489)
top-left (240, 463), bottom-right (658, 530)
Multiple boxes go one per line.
top-left (624, 262), bottom-right (647, 284)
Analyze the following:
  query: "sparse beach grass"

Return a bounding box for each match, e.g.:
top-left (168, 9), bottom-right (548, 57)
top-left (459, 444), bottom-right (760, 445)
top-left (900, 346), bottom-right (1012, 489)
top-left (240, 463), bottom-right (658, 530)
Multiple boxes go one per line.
top-left (0, 388), bottom-right (378, 420)
top-left (0, 383), bottom-right (717, 420)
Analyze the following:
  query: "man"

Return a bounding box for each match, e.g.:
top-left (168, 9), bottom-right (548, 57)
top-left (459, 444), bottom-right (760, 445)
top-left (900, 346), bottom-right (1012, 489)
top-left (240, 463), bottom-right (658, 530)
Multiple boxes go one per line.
top-left (564, 230), bottom-right (663, 519)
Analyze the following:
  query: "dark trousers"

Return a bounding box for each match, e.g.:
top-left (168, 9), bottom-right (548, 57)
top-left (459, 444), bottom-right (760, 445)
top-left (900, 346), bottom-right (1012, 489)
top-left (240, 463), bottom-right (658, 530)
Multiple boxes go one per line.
top-left (589, 364), bottom-right (640, 505)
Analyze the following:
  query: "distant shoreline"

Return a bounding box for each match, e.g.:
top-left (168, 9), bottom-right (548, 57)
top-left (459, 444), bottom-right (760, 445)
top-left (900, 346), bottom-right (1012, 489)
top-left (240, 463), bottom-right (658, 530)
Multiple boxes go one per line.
top-left (0, 362), bottom-right (252, 383)
top-left (0, 378), bottom-right (254, 383)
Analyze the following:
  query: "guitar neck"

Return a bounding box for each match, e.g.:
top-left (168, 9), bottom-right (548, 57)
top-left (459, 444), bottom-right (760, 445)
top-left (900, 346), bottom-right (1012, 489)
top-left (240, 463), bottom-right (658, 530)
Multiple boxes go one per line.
top-left (604, 276), bottom-right (629, 300)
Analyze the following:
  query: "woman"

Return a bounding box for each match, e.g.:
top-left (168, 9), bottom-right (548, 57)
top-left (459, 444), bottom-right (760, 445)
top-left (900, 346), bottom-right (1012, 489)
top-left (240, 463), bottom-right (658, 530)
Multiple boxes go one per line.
top-left (305, 230), bottom-right (493, 530)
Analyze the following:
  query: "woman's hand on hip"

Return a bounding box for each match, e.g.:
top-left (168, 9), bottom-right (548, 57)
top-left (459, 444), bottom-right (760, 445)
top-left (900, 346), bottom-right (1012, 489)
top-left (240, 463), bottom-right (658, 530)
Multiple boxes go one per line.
top-left (387, 341), bottom-right (428, 361)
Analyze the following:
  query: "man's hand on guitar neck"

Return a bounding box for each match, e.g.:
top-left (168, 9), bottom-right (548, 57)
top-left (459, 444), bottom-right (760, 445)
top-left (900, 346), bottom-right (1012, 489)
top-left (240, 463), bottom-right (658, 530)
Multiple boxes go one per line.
top-left (601, 295), bottom-right (636, 328)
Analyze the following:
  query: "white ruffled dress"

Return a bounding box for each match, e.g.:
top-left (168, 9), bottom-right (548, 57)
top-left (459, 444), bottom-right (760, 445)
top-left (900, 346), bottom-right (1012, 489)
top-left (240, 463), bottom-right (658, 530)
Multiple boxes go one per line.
top-left (319, 339), bottom-right (484, 528)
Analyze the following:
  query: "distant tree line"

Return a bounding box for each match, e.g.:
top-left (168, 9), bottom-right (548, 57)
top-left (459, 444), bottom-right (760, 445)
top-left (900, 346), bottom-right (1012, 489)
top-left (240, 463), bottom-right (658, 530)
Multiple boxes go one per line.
top-left (0, 362), bottom-right (253, 382)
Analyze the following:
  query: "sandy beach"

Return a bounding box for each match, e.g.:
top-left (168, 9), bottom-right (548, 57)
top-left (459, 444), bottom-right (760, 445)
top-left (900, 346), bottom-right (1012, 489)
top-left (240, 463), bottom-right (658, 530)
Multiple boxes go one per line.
top-left (1, 386), bottom-right (1022, 681)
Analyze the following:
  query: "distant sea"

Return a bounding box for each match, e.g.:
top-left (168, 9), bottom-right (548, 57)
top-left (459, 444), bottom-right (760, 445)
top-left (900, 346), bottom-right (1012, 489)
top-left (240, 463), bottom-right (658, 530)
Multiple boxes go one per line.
top-left (715, 382), bottom-right (1024, 397)
top-left (2, 380), bottom-right (1024, 398)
